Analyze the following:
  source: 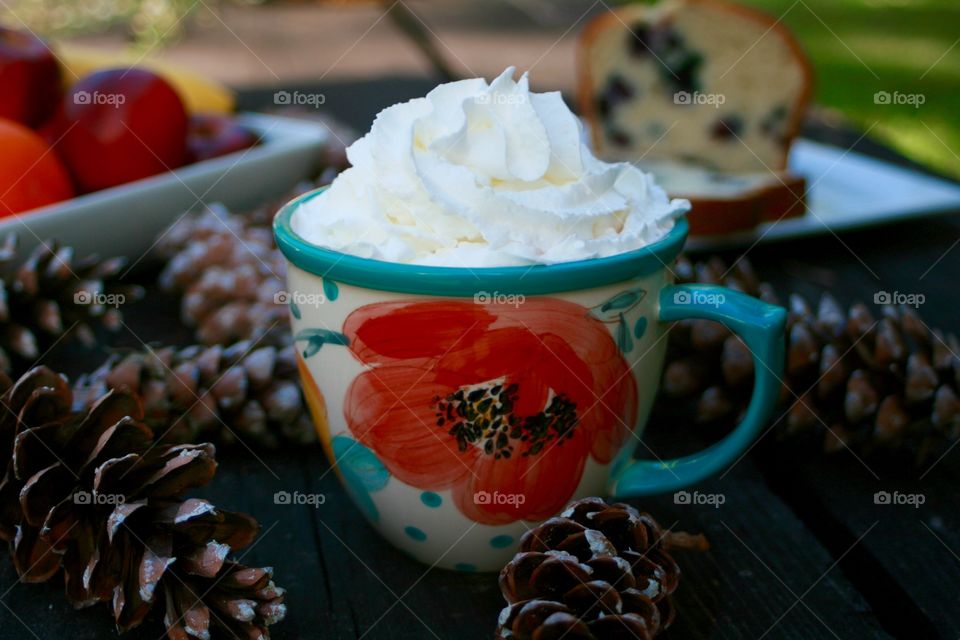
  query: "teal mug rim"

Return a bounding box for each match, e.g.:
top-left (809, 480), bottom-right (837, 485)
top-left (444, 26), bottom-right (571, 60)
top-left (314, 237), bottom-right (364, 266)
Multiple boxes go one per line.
top-left (273, 187), bottom-right (689, 296)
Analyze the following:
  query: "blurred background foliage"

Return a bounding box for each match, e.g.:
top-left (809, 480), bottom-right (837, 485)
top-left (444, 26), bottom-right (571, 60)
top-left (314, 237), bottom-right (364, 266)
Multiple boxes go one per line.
top-left (0, 0), bottom-right (207, 47)
top-left (740, 0), bottom-right (959, 179)
top-left (2, 0), bottom-right (957, 178)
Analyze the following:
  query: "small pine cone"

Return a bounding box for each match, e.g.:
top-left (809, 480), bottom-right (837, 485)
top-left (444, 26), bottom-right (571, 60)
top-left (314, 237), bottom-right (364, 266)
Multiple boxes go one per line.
top-left (153, 150), bottom-right (355, 349)
top-left (155, 204), bottom-right (291, 348)
top-left (496, 498), bottom-right (707, 640)
top-left (0, 235), bottom-right (143, 375)
top-left (73, 341), bottom-right (316, 449)
top-left (0, 366), bottom-right (286, 638)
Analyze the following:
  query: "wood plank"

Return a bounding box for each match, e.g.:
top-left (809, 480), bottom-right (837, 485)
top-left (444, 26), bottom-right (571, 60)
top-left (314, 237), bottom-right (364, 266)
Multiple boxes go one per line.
top-left (761, 449), bottom-right (960, 638)
top-left (637, 424), bottom-right (891, 640)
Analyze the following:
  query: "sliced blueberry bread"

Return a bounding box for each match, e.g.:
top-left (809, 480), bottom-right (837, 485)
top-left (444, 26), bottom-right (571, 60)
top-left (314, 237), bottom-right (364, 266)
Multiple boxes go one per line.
top-left (578, 0), bottom-right (813, 173)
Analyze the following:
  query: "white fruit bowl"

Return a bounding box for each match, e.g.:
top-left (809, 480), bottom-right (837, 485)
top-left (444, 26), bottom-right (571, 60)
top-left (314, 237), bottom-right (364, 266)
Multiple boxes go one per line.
top-left (0, 113), bottom-right (329, 264)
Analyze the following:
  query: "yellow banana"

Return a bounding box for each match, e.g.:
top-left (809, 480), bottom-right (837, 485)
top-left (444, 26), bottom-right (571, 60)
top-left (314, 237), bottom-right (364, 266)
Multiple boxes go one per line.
top-left (55, 44), bottom-right (235, 114)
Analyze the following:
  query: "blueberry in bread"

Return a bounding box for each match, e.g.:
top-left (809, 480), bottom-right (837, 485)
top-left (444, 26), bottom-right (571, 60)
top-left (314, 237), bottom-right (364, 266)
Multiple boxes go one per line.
top-left (579, 0), bottom-right (813, 173)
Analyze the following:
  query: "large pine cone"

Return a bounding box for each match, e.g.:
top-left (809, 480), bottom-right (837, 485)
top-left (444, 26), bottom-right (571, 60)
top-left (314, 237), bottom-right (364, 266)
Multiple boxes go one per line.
top-left (660, 255), bottom-right (960, 464)
top-left (496, 498), bottom-right (707, 640)
top-left (72, 340), bottom-right (315, 448)
top-left (0, 367), bottom-right (285, 638)
top-left (0, 235), bottom-right (142, 375)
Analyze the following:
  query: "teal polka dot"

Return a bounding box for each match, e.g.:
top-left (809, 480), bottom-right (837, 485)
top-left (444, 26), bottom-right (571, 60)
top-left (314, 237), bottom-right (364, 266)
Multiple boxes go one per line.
top-left (454, 563), bottom-right (477, 572)
top-left (420, 492), bottom-right (442, 508)
top-left (404, 526), bottom-right (427, 542)
top-left (331, 435), bottom-right (389, 523)
top-left (633, 317), bottom-right (648, 339)
top-left (490, 535), bottom-right (514, 549)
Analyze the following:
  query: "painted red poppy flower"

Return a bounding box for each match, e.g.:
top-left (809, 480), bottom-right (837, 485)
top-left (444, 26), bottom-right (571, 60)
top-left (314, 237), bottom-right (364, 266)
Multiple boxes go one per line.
top-left (341, 298), bottom-right (638, 525)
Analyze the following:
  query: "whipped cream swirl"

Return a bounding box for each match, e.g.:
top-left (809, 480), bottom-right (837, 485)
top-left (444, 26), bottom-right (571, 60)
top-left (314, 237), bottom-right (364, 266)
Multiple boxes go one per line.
top-left (292, 67), bottom-right (689, 266)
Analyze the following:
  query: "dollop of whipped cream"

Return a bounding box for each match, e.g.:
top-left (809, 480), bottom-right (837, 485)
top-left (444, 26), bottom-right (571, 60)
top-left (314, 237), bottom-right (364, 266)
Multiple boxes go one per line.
top-left (292, 67), bottom-right (689, 266)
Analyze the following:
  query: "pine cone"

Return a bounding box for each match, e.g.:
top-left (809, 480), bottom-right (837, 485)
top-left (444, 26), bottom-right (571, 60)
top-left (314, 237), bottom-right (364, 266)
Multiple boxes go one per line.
top-left (496, 497), bottom-right (707, 640)
top-left (153, 136), bottom-right (353, 349)
top-left (155, 203), bottom-right (290, 348)
top-left (0, 367), bottom-right (285, 638)
top-left (0, 235), bottom-right (142, 375)
top-left (72, 340), bottom-right (315, 448)
top-left (660, 255), bottom-right (960, 464)
top-left (674, 254), bottom-right (779, 303)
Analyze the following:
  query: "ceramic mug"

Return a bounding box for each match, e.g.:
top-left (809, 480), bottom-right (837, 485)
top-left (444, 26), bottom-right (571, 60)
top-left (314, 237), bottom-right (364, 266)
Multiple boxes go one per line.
top-left (274, 188), bottom-right (786, 571)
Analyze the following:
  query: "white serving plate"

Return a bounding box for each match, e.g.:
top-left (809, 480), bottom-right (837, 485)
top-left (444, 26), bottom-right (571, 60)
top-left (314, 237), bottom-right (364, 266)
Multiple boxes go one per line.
top-left (0, 113), bottom-right (328, 264)
top-left (686, 138), bottom-right (960, 251)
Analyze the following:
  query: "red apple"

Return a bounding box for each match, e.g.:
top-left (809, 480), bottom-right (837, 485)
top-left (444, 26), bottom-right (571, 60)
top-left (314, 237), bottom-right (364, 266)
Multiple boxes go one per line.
top-left (0, 27), bottom-right (62, 128)
top-left (57, 68), bottom-right (188, 193)
top-left (35, 103), bottom-right (67, 147)
top-left (186, 113), bottom-right (259, 163)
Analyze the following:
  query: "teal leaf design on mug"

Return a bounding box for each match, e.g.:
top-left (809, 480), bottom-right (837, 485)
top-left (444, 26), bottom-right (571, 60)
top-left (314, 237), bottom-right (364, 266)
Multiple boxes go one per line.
top-left (322, 278), bottom-right (339, 302)
top-left (601, 289), bottom-right (643, 312)
top-left (589, 286), bottom-right (647, 324)
top-left (633, 317), bottom-right (647, 339)
top-left (590, 286), bottom-right (646, 353)
top-left (290, 299), bottom-right (302, 320)
top-left (294, 328), bottom-right (349, 358)
top-left (331, 434), bottom-right (389, 523)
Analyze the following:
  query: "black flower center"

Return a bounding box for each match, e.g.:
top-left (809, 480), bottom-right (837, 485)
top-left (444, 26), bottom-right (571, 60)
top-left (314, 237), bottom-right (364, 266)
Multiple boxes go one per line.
top-left (434, 383), bottom-right (579, 460)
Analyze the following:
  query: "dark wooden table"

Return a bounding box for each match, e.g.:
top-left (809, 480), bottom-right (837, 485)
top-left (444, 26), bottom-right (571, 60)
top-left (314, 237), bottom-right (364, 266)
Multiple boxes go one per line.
top-left (0, 78), bottom-right (957, 639)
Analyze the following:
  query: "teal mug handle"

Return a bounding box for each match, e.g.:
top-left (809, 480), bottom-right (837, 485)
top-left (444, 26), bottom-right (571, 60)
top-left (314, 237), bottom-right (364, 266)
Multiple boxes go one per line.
top-left (609, 283), bottom-right (787, 496)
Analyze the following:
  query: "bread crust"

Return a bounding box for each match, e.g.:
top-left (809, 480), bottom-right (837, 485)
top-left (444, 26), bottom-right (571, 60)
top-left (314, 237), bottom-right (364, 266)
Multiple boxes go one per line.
top-left (684, 173), bottom-right (806, 236)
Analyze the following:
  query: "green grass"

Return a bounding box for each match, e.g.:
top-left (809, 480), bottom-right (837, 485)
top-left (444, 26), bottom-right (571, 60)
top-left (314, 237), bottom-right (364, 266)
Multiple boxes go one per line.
top-left (740, 0), bottom-right (960, 178)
